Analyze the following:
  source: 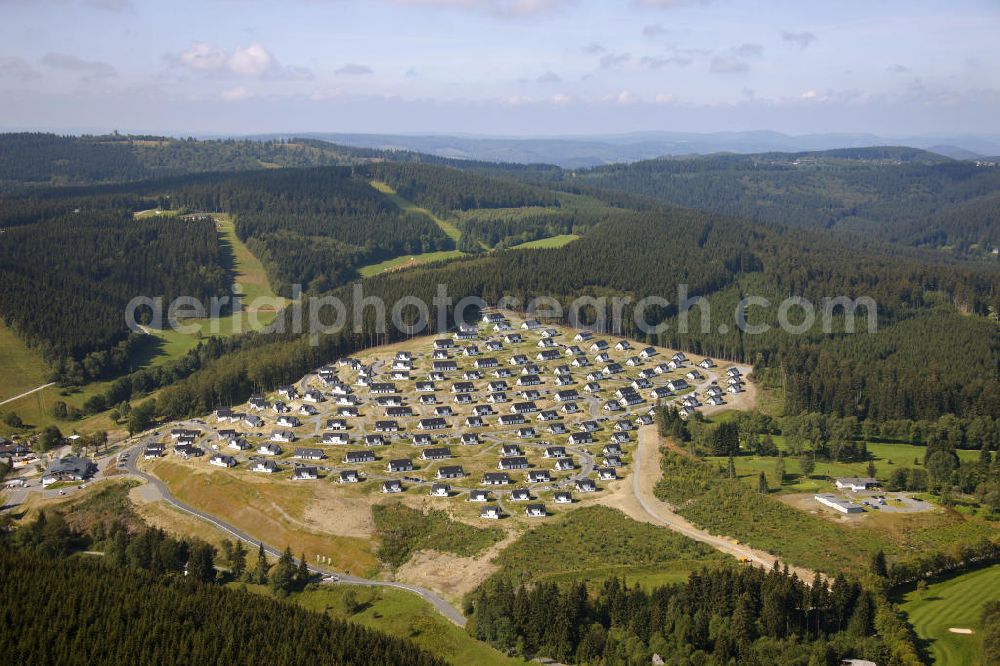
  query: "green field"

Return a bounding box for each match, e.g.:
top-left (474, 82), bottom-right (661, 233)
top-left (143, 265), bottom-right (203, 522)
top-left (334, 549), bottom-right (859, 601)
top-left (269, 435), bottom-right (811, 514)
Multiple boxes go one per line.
top-left (239, 583), bottom-right (526, 665)
top-left (144, 214), bottom-right (285, 365)
top-left (707, 439), bottom-right (982, 494)
top-left (370, 180), bottom-right (463, 242)
top-left (0, 319), bottom-right (50, 403)
top-left (0, 373), bottom-right (120, 434)
top-left (133, 208), bottom-right (179, 220)
top-left (657, 449), bottom-right (997, 575)
top-left (358, 250), bottom-right (466, 277)
top-left (507, 234), bottom-right (580, 250)
top-left (1, 213), bottom-right (282, 434)
top-left (358, 180), bottom-right (470, 276)
top-left (900, 564), bottom-right (1000, 665)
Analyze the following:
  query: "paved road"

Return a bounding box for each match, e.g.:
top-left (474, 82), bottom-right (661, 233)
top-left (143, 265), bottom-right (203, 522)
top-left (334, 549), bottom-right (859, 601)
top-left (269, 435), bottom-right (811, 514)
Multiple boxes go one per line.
top-left (0, 382), bottom-right (56, 407)
top-left (629, 425), bottom-right (820, 583)
top-left (124, 440), bottom-right (468, 626)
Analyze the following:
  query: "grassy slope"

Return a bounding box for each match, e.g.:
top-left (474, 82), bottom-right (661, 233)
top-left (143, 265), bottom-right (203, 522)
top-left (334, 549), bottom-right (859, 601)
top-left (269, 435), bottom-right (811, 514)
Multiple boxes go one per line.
top-left (358, 250), bottom-right (466, 278)
top-left (0, 319), bottom-right (50, 403)
top-left (507, 234), bottom-right (580, 250)
top-left (658, 447), bottom-right (996, 575)
top-left (240, 583), bottom-right (526, 666)
top-left (489, 505), bottom-right (723, 587)
top-left (146, 214), bottom-right (285, 364)
top-left (899, 564), bottom-right (1000, 665)
top-left (1, 213), bottom-right (282, 435)
top-left (357, 181), bottom-right (468, 277)
top-left (146, 458), bottom-right (379, 576)
top-left (370, 180), bottom-right (463, 242)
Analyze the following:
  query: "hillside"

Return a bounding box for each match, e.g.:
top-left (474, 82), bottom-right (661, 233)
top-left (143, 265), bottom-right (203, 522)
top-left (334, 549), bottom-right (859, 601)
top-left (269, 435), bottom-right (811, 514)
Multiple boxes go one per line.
top-left (562, 148), bottom-right (1000, 253)
top-left (0, 133), bottom-right (370, 192)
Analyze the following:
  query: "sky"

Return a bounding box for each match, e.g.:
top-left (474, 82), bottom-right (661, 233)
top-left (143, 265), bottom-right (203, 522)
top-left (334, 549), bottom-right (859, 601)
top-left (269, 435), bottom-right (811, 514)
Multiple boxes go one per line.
top-left (1, 0), bottom-right (999, 136)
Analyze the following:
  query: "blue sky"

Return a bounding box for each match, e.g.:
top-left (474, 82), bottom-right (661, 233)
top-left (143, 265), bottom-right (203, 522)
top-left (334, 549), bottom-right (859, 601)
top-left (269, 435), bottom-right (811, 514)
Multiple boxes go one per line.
top-left (1, 0), bottom-right (998, 136)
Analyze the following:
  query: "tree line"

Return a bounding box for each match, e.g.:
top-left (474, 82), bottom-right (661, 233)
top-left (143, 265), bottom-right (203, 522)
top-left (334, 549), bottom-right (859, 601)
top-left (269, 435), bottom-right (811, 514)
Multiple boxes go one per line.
top-left (469, 564), bottom-right (919, 665)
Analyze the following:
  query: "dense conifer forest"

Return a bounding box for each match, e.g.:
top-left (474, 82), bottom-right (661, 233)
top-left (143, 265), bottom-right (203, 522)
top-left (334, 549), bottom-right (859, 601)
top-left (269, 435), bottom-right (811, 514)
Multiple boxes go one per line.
top-left (0, 200), bottom-right (229, 375)
top-left (0, 134), bottom-right (998, 428)
top-left (0, 542), bottom-right (443, 665)
top-left (469, 565), bottom-right (920, 665)
top-left (562, 148), bottom-right (1000, 252)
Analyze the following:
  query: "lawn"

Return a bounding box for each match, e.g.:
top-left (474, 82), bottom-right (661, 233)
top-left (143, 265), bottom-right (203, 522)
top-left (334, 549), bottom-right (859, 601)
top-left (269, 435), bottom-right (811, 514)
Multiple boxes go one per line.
top-left (237, 583), bottom-right (526, 665)
top-left (0, 377), bottom-right (121, 435)
top-left (899, 564), bottom-right (1000, 665)
top-left (707, 440), bottom-right (982, 494)
top-left (507, 234), bottom-right (580, 250)
top-left (0, 319), bottom-right (50, 404)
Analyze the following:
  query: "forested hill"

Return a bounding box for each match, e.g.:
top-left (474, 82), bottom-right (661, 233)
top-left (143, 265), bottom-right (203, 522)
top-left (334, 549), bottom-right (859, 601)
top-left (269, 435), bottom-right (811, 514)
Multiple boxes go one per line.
top-left (558, 148), bottom-right (1000, 254)
top-left (143, 202), bottom-right (1000, 428)
top-left (0, 549), bottom-right (443, 666)
top-left (0, 133), bottom-right (370, 191)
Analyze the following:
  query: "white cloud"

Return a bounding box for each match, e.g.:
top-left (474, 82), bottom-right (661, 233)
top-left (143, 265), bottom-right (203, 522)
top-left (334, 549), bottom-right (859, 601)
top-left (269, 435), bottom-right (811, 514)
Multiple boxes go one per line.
top-left (221, 86), bottom-right (252, 101)
top-left (228, 44), bottom-right (275, 76)
top-left (388, 0), bottom-right (571, 17)
top-left (642, 23), bottom-right (669, 37)
top-left (0, 56), bottom-right (41, 81)
top-left (710, 55), bottom-right (748, 74)
top-left (641, 54), bottom-right (691, 69)
top-left (655, 93), bottom-right (675, 103)
top-left (41, 52), bottom-right (117, 79)
top-left (336, 63), bottom-right (374, 76)
top-left (709, 44), bottom-right (761, 74)
top-left (616, 89), bottom-right (638, 105)
top-left (174, 42), bottom-right (311, 80)
top-left (600, 52), bottom-right (630, 68)
top-left (551, 93), bottom-right (573, 104)
top-left (83, 0), bottom-right (132, 11)
top-left (782, 31), bottom-right (817, 50)
top-left (634, 0), bottom-right (712, 8)
top-left (735, 43), bottom-right (763, 58)
top-left (503, 94), bottom-right (534, 105)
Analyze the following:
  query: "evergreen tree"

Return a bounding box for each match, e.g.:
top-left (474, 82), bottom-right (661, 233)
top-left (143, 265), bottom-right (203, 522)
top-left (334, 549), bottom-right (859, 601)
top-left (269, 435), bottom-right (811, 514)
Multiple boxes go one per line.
top-left (186, 542), bottom-right (216, 583)
top-left (799, 453), bottom-right (815, 477)
top-left (296, 552), bottom-right (311, 589)
top-left (254, 542), bottom-right (269, 585)
top-left (270, 546), bottom-right (297, 597)
top-left (870, 550), bottom-right (888, 578)
top-left (231, 540), bottom-right (247, 579)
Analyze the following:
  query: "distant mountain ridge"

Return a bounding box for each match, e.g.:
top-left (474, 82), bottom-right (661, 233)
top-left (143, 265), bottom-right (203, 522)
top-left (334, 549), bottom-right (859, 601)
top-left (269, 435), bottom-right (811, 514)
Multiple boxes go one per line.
top-left (261, 130), bottom-right (1000, 168)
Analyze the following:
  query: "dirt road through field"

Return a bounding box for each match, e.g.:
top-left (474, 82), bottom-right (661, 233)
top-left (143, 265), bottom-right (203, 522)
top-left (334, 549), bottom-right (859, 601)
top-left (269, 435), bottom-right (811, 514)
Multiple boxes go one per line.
top-left (600, 425), bottom-right (819, 582)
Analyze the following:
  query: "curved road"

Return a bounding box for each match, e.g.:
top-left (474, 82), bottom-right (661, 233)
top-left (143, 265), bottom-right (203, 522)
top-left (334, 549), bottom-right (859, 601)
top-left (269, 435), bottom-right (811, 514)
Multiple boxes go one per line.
top-left (124, 442), bottom-right (468, 626)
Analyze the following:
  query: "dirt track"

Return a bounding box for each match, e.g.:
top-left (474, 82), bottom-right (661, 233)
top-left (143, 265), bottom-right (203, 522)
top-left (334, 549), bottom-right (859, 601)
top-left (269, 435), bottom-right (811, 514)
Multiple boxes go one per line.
top-left (598, 425), bottom-right (819, 583)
